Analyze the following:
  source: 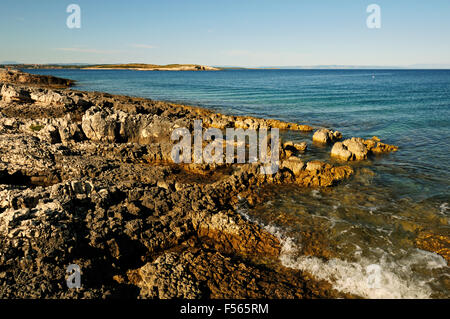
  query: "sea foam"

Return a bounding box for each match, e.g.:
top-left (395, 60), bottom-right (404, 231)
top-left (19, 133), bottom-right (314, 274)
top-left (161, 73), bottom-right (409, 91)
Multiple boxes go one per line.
top-left (238, 207), bottom-right (447, 299)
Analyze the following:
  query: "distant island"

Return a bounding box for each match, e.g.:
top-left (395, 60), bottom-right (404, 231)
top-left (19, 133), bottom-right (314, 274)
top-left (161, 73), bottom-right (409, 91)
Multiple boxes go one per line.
top-left (2, 63), bottom-right (448, 71)
top-left (0, 63), bottom-right (222, 71)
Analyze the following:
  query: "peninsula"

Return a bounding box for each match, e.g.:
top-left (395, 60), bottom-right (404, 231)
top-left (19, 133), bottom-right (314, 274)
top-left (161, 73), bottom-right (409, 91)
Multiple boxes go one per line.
top-left (0, 63), bottom-right (222, 71)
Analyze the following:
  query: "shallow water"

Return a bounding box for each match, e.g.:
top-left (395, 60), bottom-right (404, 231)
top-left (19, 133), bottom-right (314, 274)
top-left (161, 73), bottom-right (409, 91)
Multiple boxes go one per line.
top-left (26, 69), bottom-right (450, 298)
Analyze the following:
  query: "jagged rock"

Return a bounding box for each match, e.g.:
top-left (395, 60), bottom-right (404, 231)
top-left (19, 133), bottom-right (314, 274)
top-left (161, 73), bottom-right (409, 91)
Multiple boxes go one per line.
top-left (1, 84), bottom-right (33, 103)
top-left (0, 72), bottom-right (366, 299)
top-left (81, 106), bottom-right (186, 144)
top-left (283, 141), bottom-right (307, 152)
top-left (331, 137), bottom-right (398, 161)
top-left (0, 134), bottom-right (60, 186)
top-left (56, 117), bottom-right (84, 143)
top-left (330, 142), bottom-right (353, 161)
top-left (312, 128), bottom-right (342, 144)
top-left (293, 160), bottom-right (354, 187)
top-left (281, 156), bottom-right (305, 175)
top-left (306, 160), bottom-right (325, 172)
top-left (371, 141), bottom-right (399, 154)
top-left (331, 138), bottom-right (368, 161)
top-left (281, 141), bottom-right (307, 158)
top-left (129, 247), bottom-right (341, 299)
top-left (30, 89), bottom-right (72, 106)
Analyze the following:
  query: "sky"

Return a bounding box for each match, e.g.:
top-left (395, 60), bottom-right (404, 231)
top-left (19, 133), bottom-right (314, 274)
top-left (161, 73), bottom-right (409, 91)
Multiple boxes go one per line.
top-left (1, 0), bottom-right (450, 67)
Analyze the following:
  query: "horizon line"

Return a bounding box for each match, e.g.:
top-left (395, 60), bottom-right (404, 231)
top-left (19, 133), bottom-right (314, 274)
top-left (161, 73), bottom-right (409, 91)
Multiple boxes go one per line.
top-left (2, 62), bottom-right (450, 70)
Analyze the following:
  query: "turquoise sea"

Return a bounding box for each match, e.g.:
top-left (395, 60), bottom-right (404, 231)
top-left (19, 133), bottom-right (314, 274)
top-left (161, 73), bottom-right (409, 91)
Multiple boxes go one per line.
top-left (26, 69), bottom-right (450, 298)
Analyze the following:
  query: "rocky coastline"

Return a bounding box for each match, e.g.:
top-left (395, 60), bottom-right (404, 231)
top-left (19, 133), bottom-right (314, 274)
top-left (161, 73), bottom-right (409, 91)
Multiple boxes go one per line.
top-left (0, 69), bottom-right (411, 299)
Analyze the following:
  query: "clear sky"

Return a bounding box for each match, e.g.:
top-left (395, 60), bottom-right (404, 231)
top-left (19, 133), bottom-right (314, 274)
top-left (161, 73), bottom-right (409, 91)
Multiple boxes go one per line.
top-left (1, 0), bottom-right (450, 67)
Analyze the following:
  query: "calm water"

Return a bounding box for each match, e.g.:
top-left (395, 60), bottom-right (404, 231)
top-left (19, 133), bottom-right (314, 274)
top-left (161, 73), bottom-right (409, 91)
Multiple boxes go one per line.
top-left (27, 69), bottom-right (450, 298)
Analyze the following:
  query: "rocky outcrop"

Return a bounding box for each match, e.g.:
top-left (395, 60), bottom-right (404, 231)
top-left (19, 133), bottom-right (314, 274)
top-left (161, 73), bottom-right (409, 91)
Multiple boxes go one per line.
top-left (81, 106), bottom-right (190, 144)
top-left (129, 247), bottom-right (340, 299)
top-left (331, 137), bottom-right (398, 161)
top-left (1, 84), bottom-right (33, 103)
top-left (280, 156), bottom-right (305, 175)
top-left (282, 141), bottom-right (307, 158)
top-left (312, 128), bottom-right (342, 144)
top-left (0, 68), bottom-right (74, 87)
top-left (0, 72), bottom-right (395, 299)
top-left (0, 134), bottom-right (61, 186)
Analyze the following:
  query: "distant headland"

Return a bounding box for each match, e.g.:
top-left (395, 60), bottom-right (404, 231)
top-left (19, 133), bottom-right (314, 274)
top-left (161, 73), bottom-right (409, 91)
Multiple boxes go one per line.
top-left (0, 63), bottom-right (222, 71)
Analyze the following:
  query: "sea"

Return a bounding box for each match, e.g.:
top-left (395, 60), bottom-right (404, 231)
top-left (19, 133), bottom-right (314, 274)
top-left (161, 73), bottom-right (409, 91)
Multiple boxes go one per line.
top-left (26, 68), bottom-right (450, 298)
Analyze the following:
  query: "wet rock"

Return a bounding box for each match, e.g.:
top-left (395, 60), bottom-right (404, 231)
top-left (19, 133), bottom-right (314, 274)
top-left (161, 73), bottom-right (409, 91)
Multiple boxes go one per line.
top-left (331, 137), bottom-right (398, 161)
top-left (283, 141), bottom-right (307, 153)
top-left (330, 142), bottom-right (353, 161)
top-left (416, 231), bottom-right (450, 263)
top-left (312, 128), bottom-right (342, 144)
top-left (281, 156), bottom-right (305, 175)
top-left (331, 138), bottom-right (368, 161)
top-left (295, 161), bottom-right (354, 187)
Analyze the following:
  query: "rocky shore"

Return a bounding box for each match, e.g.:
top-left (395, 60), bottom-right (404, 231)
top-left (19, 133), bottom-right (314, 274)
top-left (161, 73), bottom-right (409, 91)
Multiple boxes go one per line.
top-left (0, 69), bottom-right (405, 299)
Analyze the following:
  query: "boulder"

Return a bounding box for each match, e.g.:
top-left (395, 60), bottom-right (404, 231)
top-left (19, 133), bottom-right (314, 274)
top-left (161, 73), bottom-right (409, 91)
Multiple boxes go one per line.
top-left (0, 85), bottom-right (32, 103)
top-left (342, 137), bottom-right (368, 160)
top-left (283, 141), bottom-right (307, 152)
top-left (81, 106), bottom-right (186, 144)
top-left (331, 137), bottom-right (398, 161)
top-left (312, 128), bottom-right (342, 144)
top-left (30, 89), bottom-right (72, 106)
top-left (330, 142), bottom-right (353, 161)
top-left (305, 160), bottom-right (325, 172)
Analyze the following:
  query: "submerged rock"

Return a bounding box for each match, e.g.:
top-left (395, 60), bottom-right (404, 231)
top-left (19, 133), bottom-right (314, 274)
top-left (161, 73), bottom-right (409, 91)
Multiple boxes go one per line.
top-left (416, 231), bottom-right (450, 263)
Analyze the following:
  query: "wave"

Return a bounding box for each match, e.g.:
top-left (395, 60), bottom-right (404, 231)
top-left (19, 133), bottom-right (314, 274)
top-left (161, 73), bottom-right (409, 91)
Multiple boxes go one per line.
top-left (238, 207), bottom-right (447, 299)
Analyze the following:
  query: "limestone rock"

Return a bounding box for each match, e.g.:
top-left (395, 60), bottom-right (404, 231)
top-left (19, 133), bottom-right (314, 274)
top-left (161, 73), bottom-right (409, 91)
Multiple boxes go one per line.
top-left (312, 128), bottom-right (342, 144)
top-left (331, 137), bottom-right (398, 161)
top-left (0, 68), bottom-right (74, 87)
top-left (283, 141), bottom-right (307, 152)
top-left (281, 156), bottom-right (305, 175)
top-left (0, 71), bottom-right (361, 299)
top-left (1, 84), bottom-right (32, 103)
top-left (330, 142), bottom-right (353, 161)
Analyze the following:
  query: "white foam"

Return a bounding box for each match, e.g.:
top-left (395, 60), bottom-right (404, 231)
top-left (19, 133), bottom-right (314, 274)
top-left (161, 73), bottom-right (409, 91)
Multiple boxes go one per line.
top-left (438, 202), bottom-right (450, 224)
top-left (237, 207), bottom-right (447, 299)
top-left (439, 202), bottom-right (449, 216)
top-left (311, 189), bottom-right (322, 198)
top-left (277, 237), bottom-right (447, 299)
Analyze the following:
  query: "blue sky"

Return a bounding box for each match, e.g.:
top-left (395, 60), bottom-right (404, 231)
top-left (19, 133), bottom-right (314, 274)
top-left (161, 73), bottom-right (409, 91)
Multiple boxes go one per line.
top-left (1, 0), bottom-right (449, 67)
